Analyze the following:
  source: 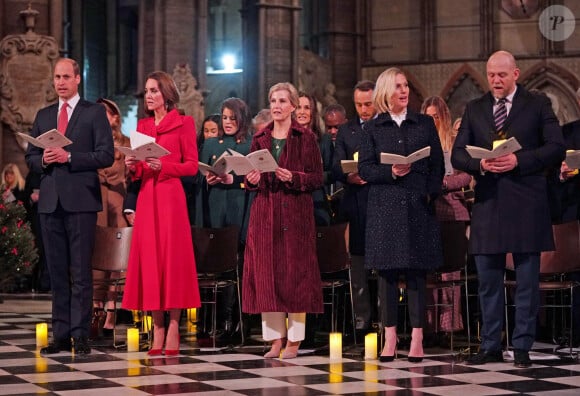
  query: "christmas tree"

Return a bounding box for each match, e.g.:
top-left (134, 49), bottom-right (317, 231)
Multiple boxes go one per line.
top-left (0, 195), bottom-right (37, 292)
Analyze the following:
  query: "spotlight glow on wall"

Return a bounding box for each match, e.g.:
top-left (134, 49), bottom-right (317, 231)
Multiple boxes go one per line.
top-left (222, 54), bottom-right (236, 72)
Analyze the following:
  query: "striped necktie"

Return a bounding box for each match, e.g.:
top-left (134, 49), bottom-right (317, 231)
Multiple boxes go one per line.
top-left (494, 98), bottom-right (507, 132)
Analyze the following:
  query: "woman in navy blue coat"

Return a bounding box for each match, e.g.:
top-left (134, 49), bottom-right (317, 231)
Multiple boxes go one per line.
top-left (359, 67), bottom-right (444, 362)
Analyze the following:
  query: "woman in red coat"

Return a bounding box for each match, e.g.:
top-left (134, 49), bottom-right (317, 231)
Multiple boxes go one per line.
top-left (243, 82), bottom-right (324, 359)
top-left (122, 71), bottom-right (200, 355)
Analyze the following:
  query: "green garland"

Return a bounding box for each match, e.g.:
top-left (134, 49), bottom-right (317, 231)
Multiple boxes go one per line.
top-left (0, 195), bottom-right (38, 292)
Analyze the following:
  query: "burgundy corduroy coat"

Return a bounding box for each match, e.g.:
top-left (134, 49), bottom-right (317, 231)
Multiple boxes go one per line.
top-left (242, 121), bottom-right (324, 314)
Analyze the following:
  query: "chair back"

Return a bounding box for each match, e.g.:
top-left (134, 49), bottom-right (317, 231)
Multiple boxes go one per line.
top-left (191, 225), bottom-right (240, 274)
top-left (91, 226), bottom-right (133, 272)
top-left (316, 222), bottom-right (350, 274)
top-left (506, 221), bottom-right (580, 274)
top-left (438, 221), bottom-right (468, 273)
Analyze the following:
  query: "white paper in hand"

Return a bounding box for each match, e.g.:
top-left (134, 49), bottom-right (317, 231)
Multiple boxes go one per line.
top-left (565, 150), bottom-right (580, 169)
top-left (380, 146), bottom-right (431, 165)
top-left (16, 130), bottom-right (72, 149)
top-left (116, 130), bottom-right (170, 161)
top-left (465, 137), bottom-right (521, 159)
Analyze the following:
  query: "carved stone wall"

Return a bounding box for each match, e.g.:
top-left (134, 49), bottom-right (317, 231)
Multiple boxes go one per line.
top-left (0, 5), bottom-right (59, 172)
top-left (363, 57), bottom-right (580, 124)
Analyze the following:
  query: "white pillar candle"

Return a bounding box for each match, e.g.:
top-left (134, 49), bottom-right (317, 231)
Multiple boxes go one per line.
top-left (365, 333), bottom-right (377, 360)
top-left (329, 332), bottom-right (342, 360)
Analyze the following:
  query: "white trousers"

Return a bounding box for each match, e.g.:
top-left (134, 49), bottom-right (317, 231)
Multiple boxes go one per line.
top-left (261, 312), bottom-right (306, 342)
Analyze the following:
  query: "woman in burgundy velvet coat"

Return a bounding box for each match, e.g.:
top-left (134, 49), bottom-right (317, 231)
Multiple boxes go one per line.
top-left (243, 82), bottom-right (324, 359)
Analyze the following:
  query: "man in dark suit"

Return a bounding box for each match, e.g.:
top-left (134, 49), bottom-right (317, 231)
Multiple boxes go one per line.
top-left (26, 58), bottom-right (114, 355)
top-left (331, 80), bottom-right (376, 333)
top-left (547, 87), bottom-right (580, 346)
top-left (452, 51), bottom-right (565, 367)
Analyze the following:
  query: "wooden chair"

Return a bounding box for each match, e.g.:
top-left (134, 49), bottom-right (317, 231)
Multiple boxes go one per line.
top-left (191, 225), bottom-right (243, 350)
top-left (316, 222), bottom-right (357, 344)
top-left (505, 221), bottom-right (580, 358)
top-left (91, 225), bottom-right (133, 348)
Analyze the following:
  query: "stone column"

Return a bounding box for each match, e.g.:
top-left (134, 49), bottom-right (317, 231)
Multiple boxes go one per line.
top-left (315, 0), bottom-right (366, 115)
top-left (137, 0), bottom-right (206, 116)
top-left (241, 0), bottom-right (301, 112)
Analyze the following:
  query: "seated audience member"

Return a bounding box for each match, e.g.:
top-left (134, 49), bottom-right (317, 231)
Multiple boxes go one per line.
top-left (1, 163), bottom-right (27, 203)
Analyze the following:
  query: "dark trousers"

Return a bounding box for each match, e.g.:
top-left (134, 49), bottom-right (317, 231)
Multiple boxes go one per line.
top-left (475, 253), bottom-right (540, 352)
top-left (350, 255), bottom-right (372, 329)
top-left (41, 205), bottom-right (96, 341)
top-left (378, 269), bottom-right (426, 328)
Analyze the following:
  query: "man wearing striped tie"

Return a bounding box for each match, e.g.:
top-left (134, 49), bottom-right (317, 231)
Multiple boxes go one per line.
top-left (451, 51), bottom-right (565, 368)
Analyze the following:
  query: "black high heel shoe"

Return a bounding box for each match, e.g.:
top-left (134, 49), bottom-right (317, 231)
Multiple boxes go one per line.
top-left (379, 338), bottom-right (398, 362)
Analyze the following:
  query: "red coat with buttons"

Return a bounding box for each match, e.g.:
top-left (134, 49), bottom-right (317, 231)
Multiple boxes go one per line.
top-left (242, 121), bottom-right (324, 313)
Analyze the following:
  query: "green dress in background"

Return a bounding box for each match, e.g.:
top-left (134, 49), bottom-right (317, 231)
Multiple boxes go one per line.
top-left (195, 135), bottom-right (254, 242)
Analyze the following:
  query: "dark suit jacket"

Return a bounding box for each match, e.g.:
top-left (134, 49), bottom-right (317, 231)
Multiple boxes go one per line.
top-left (25, 99), bottom-right (114, 213)
top-left (451, 85), bottom-right (565, 254)
top-left (548, 119), bottom-right (580, 223)
top-left (331, 118), bottom-right (370, 255)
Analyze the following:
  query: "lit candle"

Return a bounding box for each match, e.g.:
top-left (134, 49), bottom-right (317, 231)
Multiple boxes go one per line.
top-left (142, 315), bottom-right (152, 333)
top-left (365, 333), bottom-right (377, 360)
top-left (187, 308), bottom-right (197, 322)
top-left (329, 332), bottom-right (342, 360)
top-left (36, 323), bottom-right (48, 348)
top-left (127, 328), bottom-right (139, 352)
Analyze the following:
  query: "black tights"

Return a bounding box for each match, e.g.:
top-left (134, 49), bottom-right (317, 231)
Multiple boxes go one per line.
top-left (378, 269), bottom-right (426, 328)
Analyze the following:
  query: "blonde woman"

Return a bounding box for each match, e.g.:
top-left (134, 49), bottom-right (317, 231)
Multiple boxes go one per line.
top-left (1, 163), bottom-right (26, 203)
top-left (358, 68), bottom-right (444, 362)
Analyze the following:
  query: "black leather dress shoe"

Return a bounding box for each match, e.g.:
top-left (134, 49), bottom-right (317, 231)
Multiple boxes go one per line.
top-left (73, 337), bottom-right (91, 355)
top-left (465, 349), bottom-right (504, 365)
top-left (40, 339), bottom-right (72, 355)
top-left (513, 349), bottom-right (532, 368)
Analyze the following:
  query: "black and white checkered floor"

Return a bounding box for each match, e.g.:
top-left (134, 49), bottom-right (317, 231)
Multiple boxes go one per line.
top-left (1, 301), bottom-right (580, 395)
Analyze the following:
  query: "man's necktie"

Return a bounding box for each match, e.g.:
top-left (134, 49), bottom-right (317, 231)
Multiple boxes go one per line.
top-left (58, 102), bottom-right (69, 134)
top-left (494, 98), bottom-right (507, 132)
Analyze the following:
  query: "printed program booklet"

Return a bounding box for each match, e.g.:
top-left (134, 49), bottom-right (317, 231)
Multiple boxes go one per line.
top-left (198, 148), bottom-right (279, 176)
top-left (16, 129), bottom-right (72, 149)
top-left (465, 137), bottom-right (521, 159)
top-left (380, 146), bottom-right (431, 165)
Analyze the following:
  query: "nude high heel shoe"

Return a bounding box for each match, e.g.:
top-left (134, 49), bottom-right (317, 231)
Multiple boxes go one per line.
top-left (408, 327), bottom-right (424, 363)
top-left (379, 326), bottom-right (398, 362)
top-left (264, 338), bottom-right (285, 358)
top-left (281, 340), bottom-right (301, 359)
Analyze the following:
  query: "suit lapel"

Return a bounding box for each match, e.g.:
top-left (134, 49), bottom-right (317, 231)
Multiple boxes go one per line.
top-left (503, 88), bottom-right (527, 135)
top-left (66, 100), bottom-right (85, 137)
top-left (50, 104), bottom-right (59, 130)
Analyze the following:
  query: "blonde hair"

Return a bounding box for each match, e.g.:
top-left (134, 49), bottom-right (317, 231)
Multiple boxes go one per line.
top-left (373, 67), bottom-right (404, 114)
top-left (268, 82), bottom-right (300, 109)
top-left (1, 163), bottom-right (25, 191)
top-left (421, 96), bottom-right (454, 151)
